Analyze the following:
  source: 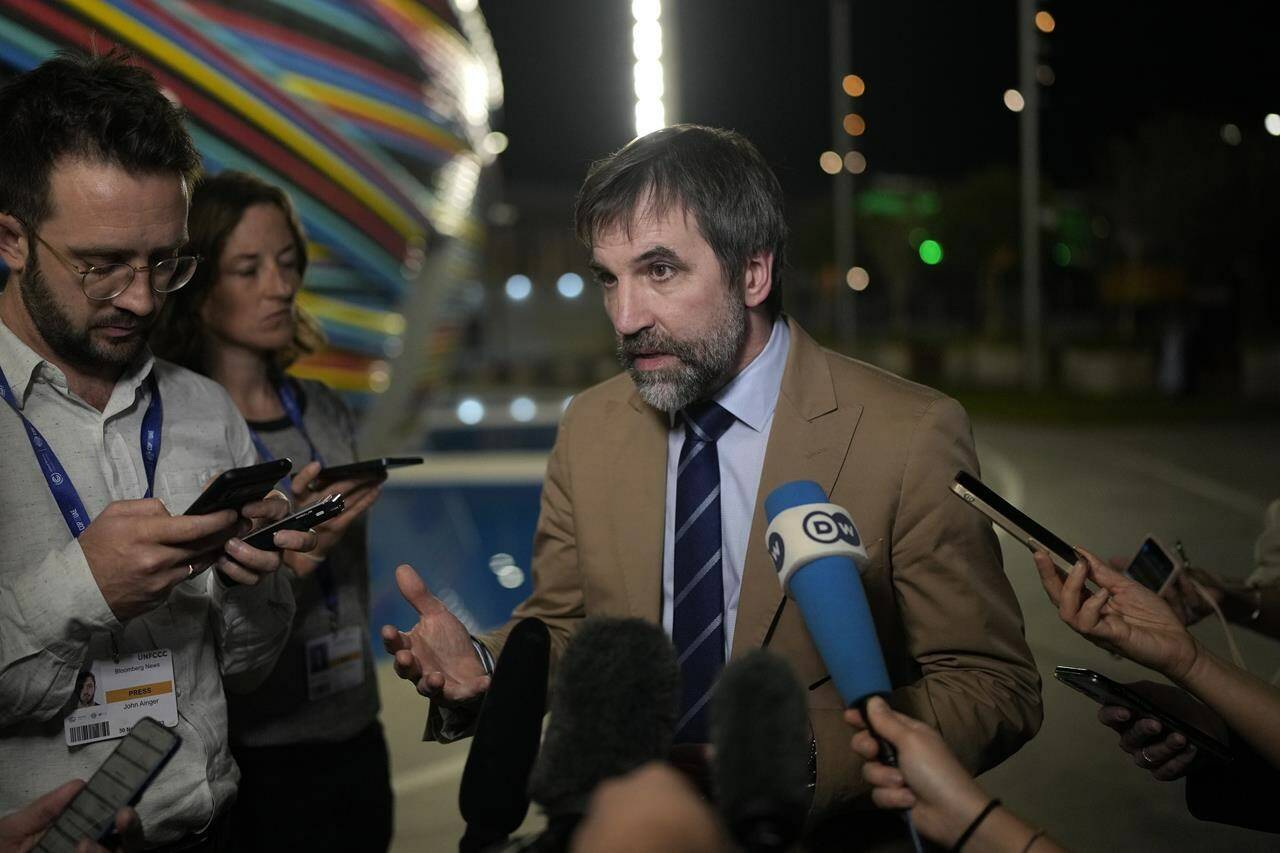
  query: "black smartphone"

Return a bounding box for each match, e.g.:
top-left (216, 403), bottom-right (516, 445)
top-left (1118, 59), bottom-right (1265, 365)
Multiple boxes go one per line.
top-left (242, 493), bottom-right (346, 551)
top-left (1125, 535), bottom-right (1183, 594)
top-left (312, 456), bottom-right (424, 487)
top-left (34, 717), bottom-right (181, 853)
top-left (950, 471), bottom-right (1080, 572)
top-left (184, 459), bottom-right (292, 516)
top-left (1053, 666), bottom-right (1233, 764)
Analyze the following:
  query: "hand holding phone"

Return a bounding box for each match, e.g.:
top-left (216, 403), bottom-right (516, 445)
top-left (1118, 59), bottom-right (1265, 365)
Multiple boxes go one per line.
top-left (243, 493), bottom-right (346, 552)
top-left (1035, 546), bottom-right (1201, 683)
top-left (283, 461), bottom-right (388, 567)
top-left (1054, 667), bottom-right (1232, 764)
top-left (79, 500), bottom-right (242, 622)
top-left (32, 717), bottom-right (179, 852)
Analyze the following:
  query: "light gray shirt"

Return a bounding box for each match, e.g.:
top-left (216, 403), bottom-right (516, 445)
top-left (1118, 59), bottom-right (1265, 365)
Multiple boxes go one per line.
top-left (0, 320), bottom-right (295, 845)
top-left (662, 317), bottom-right (790, 654)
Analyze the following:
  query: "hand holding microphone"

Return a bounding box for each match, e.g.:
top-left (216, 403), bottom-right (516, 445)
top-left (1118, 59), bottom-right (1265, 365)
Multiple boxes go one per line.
top-left (764, 481), bottom-right (920, 851)
top-left (845, 698), bottom-right (990, 842)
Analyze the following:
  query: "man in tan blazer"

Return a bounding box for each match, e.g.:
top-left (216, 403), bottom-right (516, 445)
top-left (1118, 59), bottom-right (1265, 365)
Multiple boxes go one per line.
top-left (383, 124), bottom-right (1041, 845)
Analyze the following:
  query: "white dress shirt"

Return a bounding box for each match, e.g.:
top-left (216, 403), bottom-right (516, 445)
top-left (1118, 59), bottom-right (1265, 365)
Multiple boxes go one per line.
top-left (0, 320), bottom-right (295, 844)
top-left (662, 317), bottom-right (790, 654)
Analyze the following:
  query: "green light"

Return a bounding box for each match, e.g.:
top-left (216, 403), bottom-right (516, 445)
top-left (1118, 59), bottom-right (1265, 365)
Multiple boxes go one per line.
top-left (918, 239), bottom-right (943, 265)
top-left (1053, 242), bottom-right (1072, 267)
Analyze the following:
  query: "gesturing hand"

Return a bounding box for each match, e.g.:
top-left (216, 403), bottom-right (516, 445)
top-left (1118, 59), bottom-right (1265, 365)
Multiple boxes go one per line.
top-left (1034, 547), bottom-right (1200, 682)
top-left (380, 564), bottom-right (489, 707)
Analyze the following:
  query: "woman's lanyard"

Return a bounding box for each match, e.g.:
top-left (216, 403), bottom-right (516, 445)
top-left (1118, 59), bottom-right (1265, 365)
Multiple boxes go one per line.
top-left (0, 363), bottom-right (161, 539)
top-left (249, 379), bottom-right (338, 620)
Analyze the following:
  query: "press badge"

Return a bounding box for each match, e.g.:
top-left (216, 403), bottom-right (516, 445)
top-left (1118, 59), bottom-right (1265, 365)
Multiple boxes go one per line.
top-left (305, 627), bottom-right (365, 701)
top-left (64, 649), bottom-right (178, 747)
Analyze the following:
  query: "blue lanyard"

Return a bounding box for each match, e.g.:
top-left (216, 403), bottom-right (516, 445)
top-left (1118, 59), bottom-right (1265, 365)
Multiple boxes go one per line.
top-left (249, 379), bottom-right (325, 480)
top-left (0, 364), bottom-right (162, 539)
top-left (249, 379), bottom-right (338, 618)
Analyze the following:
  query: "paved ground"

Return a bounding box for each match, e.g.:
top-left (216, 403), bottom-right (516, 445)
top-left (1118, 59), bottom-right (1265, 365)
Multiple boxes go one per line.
top-left (375, 418), bottom-right (1280, 852)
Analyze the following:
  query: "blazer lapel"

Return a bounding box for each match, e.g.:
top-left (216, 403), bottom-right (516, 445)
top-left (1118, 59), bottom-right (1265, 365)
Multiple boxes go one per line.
top-left (609, 390), bottom-right (670, 624)
top-left (730, 319), bottom-right (864, 660)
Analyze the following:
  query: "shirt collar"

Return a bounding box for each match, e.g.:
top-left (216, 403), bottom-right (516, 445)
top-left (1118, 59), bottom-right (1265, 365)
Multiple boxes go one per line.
top-left (0, 315), bottom-right (49, 408)
top-left (0, 314), bottom-right (156, 412)
top-left (711, 315), bottom-right (790, 433)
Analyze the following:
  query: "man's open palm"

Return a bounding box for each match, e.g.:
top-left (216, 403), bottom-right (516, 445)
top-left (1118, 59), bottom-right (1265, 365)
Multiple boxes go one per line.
top-left (380, 564), bottom-right (490, 706)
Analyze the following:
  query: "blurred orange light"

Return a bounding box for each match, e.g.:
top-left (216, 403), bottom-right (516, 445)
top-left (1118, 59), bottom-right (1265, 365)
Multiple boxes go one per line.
top-left (846, 266), bottom-right (870, 291)
top-left (842, 74), bottom-right (866, 97)
top-left (843, 113), bottom-right (866, 136)
top-left (1035, 11), bottom-right (1055, 33)
top-left (819, 151), bottom-right (842, 175)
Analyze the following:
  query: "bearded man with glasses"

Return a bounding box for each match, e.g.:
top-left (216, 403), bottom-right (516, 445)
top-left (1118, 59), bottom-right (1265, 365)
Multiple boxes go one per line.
top-left (0, 52), bottom-right (316, 852)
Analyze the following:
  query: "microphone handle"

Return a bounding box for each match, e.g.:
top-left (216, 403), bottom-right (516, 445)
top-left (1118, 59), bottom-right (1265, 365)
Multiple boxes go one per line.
top-left (855, 697), bottom-right (924, 853)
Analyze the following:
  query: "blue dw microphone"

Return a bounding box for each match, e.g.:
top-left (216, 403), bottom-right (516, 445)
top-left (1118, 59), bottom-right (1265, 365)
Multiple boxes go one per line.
top-left (764, 480), bottom-right (889, 706)
top-left (764, 480), bottom-right (923, 853)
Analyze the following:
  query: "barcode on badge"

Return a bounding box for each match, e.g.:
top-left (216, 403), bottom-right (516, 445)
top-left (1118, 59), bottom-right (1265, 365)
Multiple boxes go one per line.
top-left (69, 722), bottom-right (110, 743)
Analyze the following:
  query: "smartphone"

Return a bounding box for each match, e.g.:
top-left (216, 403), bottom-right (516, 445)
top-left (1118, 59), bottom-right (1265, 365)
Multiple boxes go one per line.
top-left (1053, 666), bottom-right (1232, 764)
top-left (34, 717), bottom-right (181, 853)
top-left (1125, 535), bottom-right (1183, 594)
top-left (951, 471), bottom-right (1079, 571)
top-left (312, 456), bottom-right (424, 487)
top-left (242, 493), bottom-right (346, 551)
top-left (183, 459), bottom-right (292, 516)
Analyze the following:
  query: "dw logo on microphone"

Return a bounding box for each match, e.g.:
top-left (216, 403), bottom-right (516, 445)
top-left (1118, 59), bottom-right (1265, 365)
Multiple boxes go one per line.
top-left (802, 510), bottom-right (860, 547)
top-left (768, 532), bottom-right (785, 571)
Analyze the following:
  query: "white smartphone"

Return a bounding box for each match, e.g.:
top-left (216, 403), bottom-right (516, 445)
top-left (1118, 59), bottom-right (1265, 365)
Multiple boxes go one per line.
top-left (1124, 535), bottom-right (1183, 595)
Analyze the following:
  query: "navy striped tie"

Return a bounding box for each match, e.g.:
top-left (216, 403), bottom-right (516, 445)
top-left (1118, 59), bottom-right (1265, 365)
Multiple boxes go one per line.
top-left (672, 400), bottom-right (736, 743)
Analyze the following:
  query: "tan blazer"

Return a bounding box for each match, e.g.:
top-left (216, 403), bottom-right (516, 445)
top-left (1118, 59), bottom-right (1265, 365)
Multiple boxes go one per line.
top-left (465, 317), bottom-right (1041, 826)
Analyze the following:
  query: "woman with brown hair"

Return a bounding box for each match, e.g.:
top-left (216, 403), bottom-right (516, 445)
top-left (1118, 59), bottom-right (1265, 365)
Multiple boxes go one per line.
top-left (152, 171), bottom-right (392, 852)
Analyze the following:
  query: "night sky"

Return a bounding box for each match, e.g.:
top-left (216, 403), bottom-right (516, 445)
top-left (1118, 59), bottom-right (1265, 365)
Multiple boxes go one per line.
top-left (479, 1), bottom-right (1280, 197)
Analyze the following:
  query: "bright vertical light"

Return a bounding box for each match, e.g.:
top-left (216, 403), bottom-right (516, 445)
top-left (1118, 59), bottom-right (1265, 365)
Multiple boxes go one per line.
top-left (1265, 114), bottom-right (1280, 136)
top-left (632, 0), bottom-right (665, 136)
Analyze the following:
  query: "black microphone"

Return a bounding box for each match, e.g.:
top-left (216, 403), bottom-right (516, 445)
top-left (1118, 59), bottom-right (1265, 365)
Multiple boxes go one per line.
top-left (524, 617), bottom-right (681, 851)
top-left (458, 617), bottom-right (551, 853)
top-left (710, 649), bottom-right (810, 853)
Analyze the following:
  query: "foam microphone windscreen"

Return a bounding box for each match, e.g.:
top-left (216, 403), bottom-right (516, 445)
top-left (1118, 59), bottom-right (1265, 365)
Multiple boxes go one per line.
top-left (526, 617), bottom-right (680, 819)
top-left (711, 649), bottom-right (811, 853)
top-left (458, 617), bottom-right (551, 853)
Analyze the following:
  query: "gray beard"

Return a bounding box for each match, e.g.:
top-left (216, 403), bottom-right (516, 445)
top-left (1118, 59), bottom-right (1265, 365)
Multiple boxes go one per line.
top-left (616, 296), bottom-right (747, 414)
top-left (19, 260), bottom-right (147, 371)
